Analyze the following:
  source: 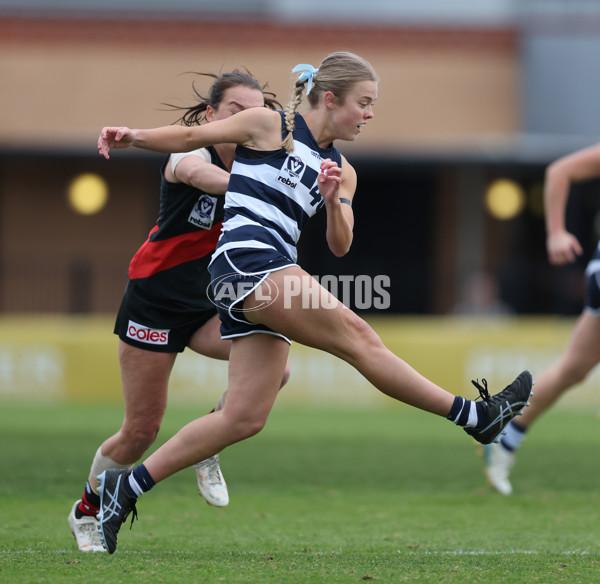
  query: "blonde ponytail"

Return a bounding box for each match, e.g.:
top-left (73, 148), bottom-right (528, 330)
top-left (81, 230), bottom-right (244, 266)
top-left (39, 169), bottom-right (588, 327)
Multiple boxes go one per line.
top-left (281, 81), bottom-right (305, 152)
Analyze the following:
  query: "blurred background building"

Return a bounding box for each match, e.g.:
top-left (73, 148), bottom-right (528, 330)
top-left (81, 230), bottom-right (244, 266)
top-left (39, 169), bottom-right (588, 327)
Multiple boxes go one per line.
top-left (2, 0), bottom-right (600, 316)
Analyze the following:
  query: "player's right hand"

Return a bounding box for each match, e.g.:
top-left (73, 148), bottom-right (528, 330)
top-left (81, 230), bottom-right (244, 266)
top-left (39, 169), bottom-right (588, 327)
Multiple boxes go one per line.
top-left (546, 230), bottom-right (583, 265)
top-left (98, 126), bottom-right (136, 159)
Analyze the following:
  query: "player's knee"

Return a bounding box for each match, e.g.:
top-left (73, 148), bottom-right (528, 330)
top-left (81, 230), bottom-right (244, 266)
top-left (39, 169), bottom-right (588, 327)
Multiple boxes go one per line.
top-left (562, 360), bottom-right (592, 387)
top-left (122, 420), bottom-right (160, 454)
top-left (230, 415), bottom-right (267, 442)
top-left (240, 419), bottom-right (267, 440)
top-left (338, 312), bottom-right (384, 359)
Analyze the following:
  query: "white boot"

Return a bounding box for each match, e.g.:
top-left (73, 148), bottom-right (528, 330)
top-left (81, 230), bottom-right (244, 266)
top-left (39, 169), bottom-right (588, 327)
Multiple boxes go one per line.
top-left (68, 500), bottom-right (106, 552)
top-left (194, 454), bottom-right (229, 507)
top-left (484, 442), bottom-right (515, 495)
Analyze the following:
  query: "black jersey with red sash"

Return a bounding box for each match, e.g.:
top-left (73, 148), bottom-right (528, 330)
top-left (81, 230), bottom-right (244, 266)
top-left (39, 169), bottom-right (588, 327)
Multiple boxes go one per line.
top-left (126, 146), bottom-right (226, 314)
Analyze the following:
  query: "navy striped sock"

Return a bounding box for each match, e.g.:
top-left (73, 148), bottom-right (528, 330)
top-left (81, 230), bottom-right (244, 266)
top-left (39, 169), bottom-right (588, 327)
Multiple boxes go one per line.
top-left (125, 464), bottom-right (156, 498)
top-left (474, 402), bottom-right (486, 428)
top-left (448, 397), bottom-right (486, 428)
top-left (447, 396), bottom-right (472, 426)
top-left (447, 396), bottom-right (465, 422)
top-left (500, 420), bottom-right (527, 451)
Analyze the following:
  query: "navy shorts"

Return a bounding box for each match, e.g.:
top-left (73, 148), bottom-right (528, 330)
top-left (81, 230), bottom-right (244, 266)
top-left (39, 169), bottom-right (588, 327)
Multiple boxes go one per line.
top-left (208, 247), bottom-right (294, 343)
top-left (114, 278), bottom-right (218, 353)
top-left (584, 248), bottom-right (600, 315)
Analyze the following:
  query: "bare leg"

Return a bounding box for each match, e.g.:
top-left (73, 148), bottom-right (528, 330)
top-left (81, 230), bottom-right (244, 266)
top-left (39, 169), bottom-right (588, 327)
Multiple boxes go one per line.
top-left (88, 341), bottom-right (175, 490)
top-left (140, 266), bottom-right (523, 487)
top-left (188, 314), bottom-right (291, 411)
top-left (246, 266), bottom-right (455, 417)
top-left (144, 333), bottom-right (289, 483)
top-left (187, 314), bottom-right (231, 360)
top-left (518, 311), bottom-right (600, 428)
top-left (186, 314), bottom-right (290, 506)
top-left (482, 311), bottom-right (600, 496)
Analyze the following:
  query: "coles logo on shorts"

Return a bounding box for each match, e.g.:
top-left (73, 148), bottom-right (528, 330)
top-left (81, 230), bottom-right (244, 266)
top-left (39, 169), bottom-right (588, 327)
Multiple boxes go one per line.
top-left (126, 320), bottom-right (170, 345)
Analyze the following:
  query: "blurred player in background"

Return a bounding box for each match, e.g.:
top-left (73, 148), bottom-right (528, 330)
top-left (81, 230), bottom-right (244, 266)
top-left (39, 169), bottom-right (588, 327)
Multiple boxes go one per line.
top-left (94, 51), bottom-right (533, 554)
top-left (484, 143), bottom-right (600, 494)
top-left (68, 70), bottom-right (288, 552)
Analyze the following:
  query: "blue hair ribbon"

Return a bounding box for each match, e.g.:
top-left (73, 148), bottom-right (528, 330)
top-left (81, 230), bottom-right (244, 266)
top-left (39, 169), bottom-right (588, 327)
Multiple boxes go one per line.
top-left (292, 63), bottom-right (319, 95)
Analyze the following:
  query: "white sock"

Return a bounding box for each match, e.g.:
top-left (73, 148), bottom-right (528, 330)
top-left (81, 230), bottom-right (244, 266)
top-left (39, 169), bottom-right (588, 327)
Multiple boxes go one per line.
top-left (89, 446), bottom-right (135, 490)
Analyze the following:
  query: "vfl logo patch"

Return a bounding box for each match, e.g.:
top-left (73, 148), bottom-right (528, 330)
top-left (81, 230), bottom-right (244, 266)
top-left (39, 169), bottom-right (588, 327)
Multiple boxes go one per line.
top-left (276, 155), bottom-right (306, 190)
top-left (126, 320), bottom-right (169, 345)
top-left (286, 155), bottom-right (305, 177)
top-left (188, 194), bottom-right (217, 230)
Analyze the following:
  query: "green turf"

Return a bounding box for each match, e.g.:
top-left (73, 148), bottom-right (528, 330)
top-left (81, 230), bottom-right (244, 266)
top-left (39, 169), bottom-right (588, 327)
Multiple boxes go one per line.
top-left (0, 401), bottom-right (598, 583)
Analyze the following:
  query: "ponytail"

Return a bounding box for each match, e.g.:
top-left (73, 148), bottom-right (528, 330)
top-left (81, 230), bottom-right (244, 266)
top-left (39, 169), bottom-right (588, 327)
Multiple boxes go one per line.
top-left (281, 82), bottom-right (305, 152)
top-left (281, 63), bottom-right (320, 152)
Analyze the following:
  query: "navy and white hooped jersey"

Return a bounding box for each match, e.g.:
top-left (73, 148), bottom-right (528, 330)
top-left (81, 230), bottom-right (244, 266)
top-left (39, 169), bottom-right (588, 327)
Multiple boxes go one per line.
top-left (211, 112), bottom-right (343, 266)
top-left (584, 242), bottom-right (600, 314)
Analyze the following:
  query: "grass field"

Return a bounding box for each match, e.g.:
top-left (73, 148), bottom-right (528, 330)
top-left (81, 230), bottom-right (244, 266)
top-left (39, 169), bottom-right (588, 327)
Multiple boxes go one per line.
top-left (0, 400), bottom-right (598, 583)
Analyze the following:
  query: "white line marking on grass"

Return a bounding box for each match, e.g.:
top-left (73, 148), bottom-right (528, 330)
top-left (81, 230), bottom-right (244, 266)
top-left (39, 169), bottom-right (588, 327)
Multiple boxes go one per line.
top-left (399, 550), bottom-right (594, 556)
top-left (1, 549), bottom-right (597, 557)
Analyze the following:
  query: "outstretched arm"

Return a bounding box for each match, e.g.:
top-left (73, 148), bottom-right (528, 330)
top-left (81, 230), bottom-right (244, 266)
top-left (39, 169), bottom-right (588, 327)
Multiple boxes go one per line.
top-left (544, 143), bottom-right (600, 265)
top-left (98, 108), bottom-right (281, 159)
top-left (98, 125), bottom-right (199, 159)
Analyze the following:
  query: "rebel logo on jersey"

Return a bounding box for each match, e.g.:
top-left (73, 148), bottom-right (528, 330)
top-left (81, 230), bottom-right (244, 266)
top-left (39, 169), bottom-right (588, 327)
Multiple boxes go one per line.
top-left (275, 155), bottom-right (306, 191)
top-left (188, 194), bottom-right (217, 230)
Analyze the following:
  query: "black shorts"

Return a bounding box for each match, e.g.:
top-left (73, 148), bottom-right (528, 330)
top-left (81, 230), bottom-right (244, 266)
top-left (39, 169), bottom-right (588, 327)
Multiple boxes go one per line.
top-left (114, 277), bottom-right (218, 353)
top-left (584, 247), bottom-right (600, 314)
